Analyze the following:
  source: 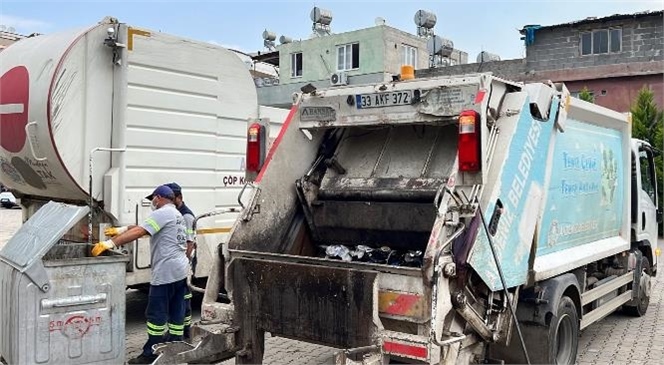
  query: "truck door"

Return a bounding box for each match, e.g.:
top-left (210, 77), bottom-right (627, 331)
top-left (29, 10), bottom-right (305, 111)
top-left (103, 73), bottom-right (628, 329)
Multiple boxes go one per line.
top-left (636, 146), bottom-right (658, 248)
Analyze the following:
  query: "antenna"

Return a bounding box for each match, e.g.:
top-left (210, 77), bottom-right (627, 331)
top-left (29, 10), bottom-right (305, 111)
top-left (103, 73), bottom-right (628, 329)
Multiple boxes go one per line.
top-left (262, 29), bottom-right (277, 51)
top-left (311, 6), bottom-right (333, 37)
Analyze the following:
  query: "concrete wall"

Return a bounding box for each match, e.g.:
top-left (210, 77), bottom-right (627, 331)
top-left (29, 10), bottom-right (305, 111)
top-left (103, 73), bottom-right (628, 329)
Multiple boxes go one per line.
top-left (565, 74), bottom-right (663, 112)
top-left (451, 49), bottom-right (469, 65)
top-left (526, 13), bottom-right (664, 71)
top-left (275, 26), bottom-right (437, 86)
top-left (257, 72), bottom-right (389, 109)
top-left (276, 26), bottom-right (405, 86)
top-left (0, 32), bottom-right (25, 50)
top-left (382, 27), bottom-right (428, 74)
top-left (416, 59), bottom-right (526, 80)
top-left (276, 26), bottom-right (384, 85)
top-left (260, 26), bottom-right (443, 107)
top-left (417, 62), bottom-right (663, 111)
top-left (416, 13), bottom-right (664, 111)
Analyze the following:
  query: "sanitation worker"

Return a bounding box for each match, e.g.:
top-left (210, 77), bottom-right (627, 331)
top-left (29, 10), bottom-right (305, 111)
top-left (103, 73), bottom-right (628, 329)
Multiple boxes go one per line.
top-left (165, 182), bottom-right (196, 341)
top-left (92, 184), bottom-right (189, 364)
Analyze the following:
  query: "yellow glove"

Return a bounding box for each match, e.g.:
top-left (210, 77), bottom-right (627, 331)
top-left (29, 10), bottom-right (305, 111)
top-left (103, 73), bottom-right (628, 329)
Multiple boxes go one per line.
top-left (91, 239), bottom-right (116, 257)
top-left (104, 226), bottom-right (128, 237)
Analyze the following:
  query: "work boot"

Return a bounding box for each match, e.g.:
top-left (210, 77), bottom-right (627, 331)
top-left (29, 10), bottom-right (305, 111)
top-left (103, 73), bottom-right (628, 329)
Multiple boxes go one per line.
top-left (127, 354), bottom-right (157, 364)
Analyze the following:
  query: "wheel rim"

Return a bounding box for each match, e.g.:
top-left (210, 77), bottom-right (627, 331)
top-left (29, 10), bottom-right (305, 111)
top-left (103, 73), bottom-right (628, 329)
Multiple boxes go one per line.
top-left (640, 270), bottom-right (651, 310)
top-left (555, 313), bottom-right (574, 364)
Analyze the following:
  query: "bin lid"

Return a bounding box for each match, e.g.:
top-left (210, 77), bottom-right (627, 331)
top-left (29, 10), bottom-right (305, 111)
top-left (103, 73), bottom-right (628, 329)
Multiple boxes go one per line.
top-left (0, 201), bottom-right (89, 271)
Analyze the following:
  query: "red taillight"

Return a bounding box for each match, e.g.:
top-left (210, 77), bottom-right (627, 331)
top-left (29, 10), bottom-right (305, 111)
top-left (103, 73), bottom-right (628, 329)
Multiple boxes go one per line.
top-left (246, 122), bottom-right (264, 173)
top-left (458, 110), bottom-right (481, 172)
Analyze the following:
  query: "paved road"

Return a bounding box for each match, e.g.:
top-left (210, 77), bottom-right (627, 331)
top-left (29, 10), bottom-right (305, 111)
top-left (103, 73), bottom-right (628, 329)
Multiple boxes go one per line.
top-left (1, 207), bottom-right (663, 364)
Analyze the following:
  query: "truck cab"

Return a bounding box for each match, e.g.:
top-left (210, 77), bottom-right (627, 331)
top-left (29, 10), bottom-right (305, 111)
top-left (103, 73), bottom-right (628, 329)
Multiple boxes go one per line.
top-left (631, 139), bottom-right (660, 273)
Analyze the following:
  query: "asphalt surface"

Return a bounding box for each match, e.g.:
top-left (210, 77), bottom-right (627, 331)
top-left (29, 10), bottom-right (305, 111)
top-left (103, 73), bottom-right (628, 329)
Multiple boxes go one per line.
top-left (1, 207), bottom-right (663, 364)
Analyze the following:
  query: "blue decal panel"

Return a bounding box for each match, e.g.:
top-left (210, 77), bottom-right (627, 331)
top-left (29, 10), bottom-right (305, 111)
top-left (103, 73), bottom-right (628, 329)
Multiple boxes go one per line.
top-left (537, 119), bottom-right (624, 256)
top-left (468, 96), bottom-right (557, 291)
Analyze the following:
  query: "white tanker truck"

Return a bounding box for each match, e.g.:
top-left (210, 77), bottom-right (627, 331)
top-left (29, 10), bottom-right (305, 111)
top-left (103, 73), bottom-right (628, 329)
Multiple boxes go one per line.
top-left (0, 16), bottom-right (286, 288)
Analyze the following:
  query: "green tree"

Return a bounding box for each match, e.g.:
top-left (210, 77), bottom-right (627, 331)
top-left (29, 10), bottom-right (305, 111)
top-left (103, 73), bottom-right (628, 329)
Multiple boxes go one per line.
top-left (630, 86), bottom-right (664, 234)
top-left (579, 87), bottom-right (594, 103)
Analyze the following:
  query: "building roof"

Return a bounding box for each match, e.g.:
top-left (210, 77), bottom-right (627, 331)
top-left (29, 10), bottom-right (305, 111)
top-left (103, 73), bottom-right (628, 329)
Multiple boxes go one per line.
top-left (250, 24), bottom-right (430, 67)
top-left (0, 31), bottom-right (28, 51)
top-left (521, 10), bottom-right (663, 32)
top-left (252, 50), bottom-right (280, 66)
top-left (0, 31), bottom-right (27, 41)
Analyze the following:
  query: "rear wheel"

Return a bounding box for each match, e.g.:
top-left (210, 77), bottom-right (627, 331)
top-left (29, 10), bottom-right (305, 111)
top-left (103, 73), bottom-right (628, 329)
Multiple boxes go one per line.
top-left (491, 295), bottom-right (579, 365)
top-left (624, 257), bottom-right (651, 317)
top-left (526, 295), bottom-right (579, 365)
top-left (552, 297), bottom-right (579, 365)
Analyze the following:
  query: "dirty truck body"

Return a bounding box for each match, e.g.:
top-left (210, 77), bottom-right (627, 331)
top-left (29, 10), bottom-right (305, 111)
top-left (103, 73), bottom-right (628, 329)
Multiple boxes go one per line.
top-left (170, 73), bottom-right (657, 364)
top-left (0, 17), bottom-right (286, 288)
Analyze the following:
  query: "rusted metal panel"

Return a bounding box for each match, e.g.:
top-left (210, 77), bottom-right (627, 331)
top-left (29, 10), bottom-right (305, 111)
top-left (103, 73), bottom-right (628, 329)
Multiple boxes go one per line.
top-left (229, 250), bottom-right (421, 277)
top-left (378, 291), bottom-right (427, 320)
top-left (311, 200), bottom-right (436, 249)
top-left (319, 177), bottom-right (446, 202)
top-left (230, 257), bottom-right (379, 348)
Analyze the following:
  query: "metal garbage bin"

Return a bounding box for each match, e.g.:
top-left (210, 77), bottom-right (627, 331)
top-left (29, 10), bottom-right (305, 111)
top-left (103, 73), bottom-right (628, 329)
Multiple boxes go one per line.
top-left (0, 201), bottom-right (129, 365)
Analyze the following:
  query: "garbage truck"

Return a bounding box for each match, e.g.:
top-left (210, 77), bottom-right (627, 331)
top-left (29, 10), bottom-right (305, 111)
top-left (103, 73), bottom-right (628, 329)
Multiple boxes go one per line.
top-left (154, 72), bottom-right (661, 365)
top-left (0, 17), bottom-right (287, 288)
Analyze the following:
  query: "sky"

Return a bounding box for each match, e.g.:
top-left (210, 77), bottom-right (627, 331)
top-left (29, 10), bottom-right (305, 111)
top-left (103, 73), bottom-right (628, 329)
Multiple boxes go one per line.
top-left (1, 0), bottom-right (662, 61)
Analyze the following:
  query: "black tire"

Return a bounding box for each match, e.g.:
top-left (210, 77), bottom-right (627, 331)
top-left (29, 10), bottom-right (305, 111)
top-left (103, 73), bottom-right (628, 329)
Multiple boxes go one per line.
top-left (624, 257), bottom-right (651, 317)
top-left (550, 296), bottom-right (579, 365)
top-left (490, 295), bottom-right (579, 365)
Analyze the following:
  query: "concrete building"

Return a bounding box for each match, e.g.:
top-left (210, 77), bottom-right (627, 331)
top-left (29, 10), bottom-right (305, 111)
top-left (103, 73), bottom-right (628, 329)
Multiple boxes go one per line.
top-left (228, 49), bottom-right (279, 79)
top-left (0, 30), bottom-right (27, 51)
top-left (254, 22), bottom-right (468, 108)
top-left (418, 10), bottom-right (664, 112)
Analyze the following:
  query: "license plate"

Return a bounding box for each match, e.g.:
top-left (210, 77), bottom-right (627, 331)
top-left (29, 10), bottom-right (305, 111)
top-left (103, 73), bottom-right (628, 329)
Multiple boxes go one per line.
top-left (356, 91), bottom-right (412, 109)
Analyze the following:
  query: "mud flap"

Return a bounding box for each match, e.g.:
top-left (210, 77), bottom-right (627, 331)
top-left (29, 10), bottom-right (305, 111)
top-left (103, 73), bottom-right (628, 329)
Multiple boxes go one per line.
top-left (230, 257), bottom-right (380, 348)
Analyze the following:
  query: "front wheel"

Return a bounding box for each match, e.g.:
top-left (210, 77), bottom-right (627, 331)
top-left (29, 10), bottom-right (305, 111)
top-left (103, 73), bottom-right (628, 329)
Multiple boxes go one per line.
top-left (624, 257), bottom-right (651, 317)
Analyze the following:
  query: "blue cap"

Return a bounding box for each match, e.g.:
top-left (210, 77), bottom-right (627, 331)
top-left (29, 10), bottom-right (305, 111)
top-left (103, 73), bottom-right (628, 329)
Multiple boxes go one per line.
top-left (145, 185), bottom-right (175, 200)
top-left (165, 182), bottom-right (182, 196)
